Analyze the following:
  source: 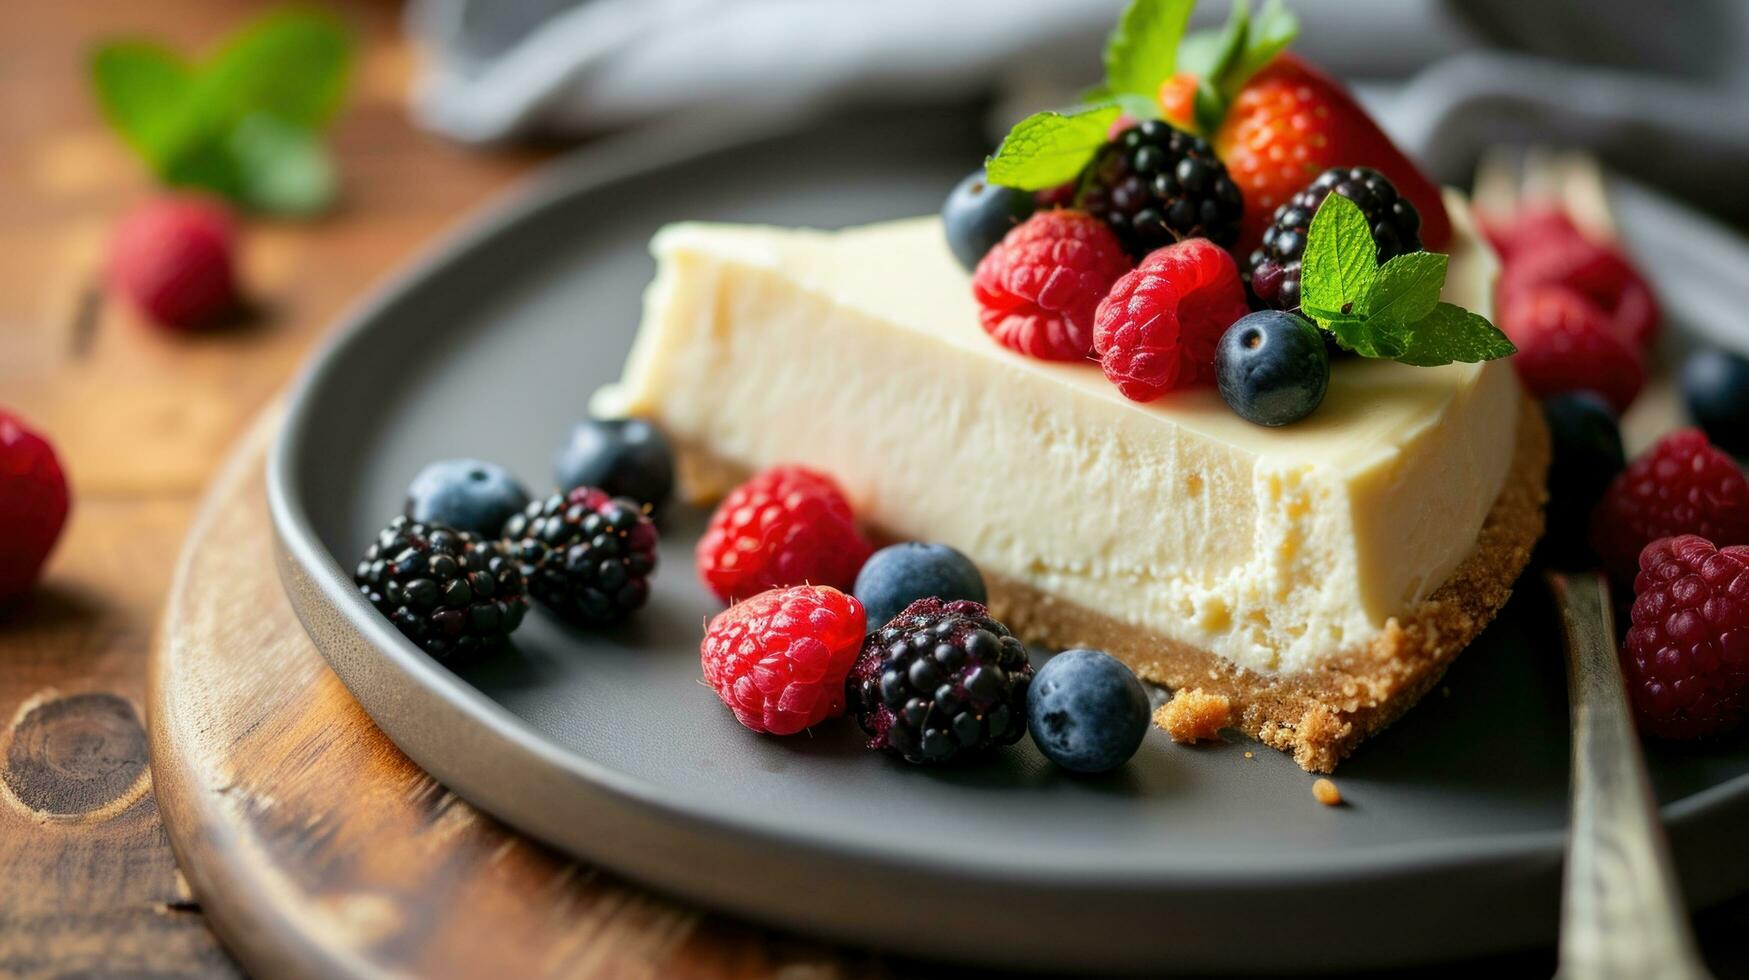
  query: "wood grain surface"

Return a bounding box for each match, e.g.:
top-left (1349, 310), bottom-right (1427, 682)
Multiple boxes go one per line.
top-left (0, 2), bottom-right (537, 975)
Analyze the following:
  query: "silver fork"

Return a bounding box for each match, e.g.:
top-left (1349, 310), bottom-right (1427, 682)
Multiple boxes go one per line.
top-left (1547, 571), bottom-right (1711, 980)
top-left (1480, 145), bottom-right (1713, 979)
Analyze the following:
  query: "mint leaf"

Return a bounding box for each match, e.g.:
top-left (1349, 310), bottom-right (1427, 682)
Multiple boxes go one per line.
top-left (986, 105), bottom-right (1122, 190)
top-left (1360, 252), bottom-right (1447, 324)
top-left (1323, 316), bottom-right (1407, 360)
top-left (230, 113), bottom-right (336, 214)
top-left (1103, 0), bottom-right (1195, 98)
top-left (1178, 0), bottom-right (1249, 82)
top-left (1394, 303), bottom-right (1518, 367)
top-left (1232, 0), bottom-right (1298, 82)
top-left (1300, 193), bottom-right (1377, 315)
top-left (90, 42), bottom-right (197, 169)
top-left (201, 8), bottom-right (351, 129)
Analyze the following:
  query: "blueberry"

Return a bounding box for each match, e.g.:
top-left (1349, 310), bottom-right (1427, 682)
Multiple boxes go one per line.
top-left (1216, 311), bottom-right (1330, 426)
top-left (553, 417), bottom-right (675, 508)
top-left (941, 169), bottom-right (1036, 272)
top-left (405, 459), bottom-right (530, 538)
top-left (853, 542), bottom-right (987, 630)
top-left (1539, 392), bottom-right (1625, 568)
top-left (1026, 649), bottom-right (1150, 774)
top-left (1681, 348), bottom-right (1749, 457)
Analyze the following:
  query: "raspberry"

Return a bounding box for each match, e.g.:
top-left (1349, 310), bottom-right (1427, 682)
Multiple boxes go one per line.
top-left (1072, 120), bottom-right (1245, 257)
top-left (972, 210), bottom-right (1132, 361)
top-left (0, 412), bottom-right (70, 601)
top-left (847, 598), bottom-right (1033, 764)
top-left (1479, 206), bottom-right (1583, 266)
top-left (505, 487), bottom-right (659, 626)
top-left (700, 585), bottom-right (867, 735)
top-left (1500, 285), bottom-right (1644, 414)
top-left (1093, 238), bottom-right (1252, 401)
top-left (1621, 535), bottom-right (1749, 739)
top-left (1590, 429), bottom-right (1749, 584)
top-left (697, 465), bottom-right (873, 604)
top-left (1500, 235), bottom-right (1658, 347)
top-left (354, 517), bottom-right (529, 662)
top-left (107, 195), bottom-right (240, 330)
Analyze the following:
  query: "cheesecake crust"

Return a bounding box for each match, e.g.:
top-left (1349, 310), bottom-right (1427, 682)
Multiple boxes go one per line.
top-left (672, 397), bottom-right (1549, 774)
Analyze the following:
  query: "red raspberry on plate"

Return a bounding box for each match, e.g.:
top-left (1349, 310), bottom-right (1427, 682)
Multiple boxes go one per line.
top-left (1500, 235), bottom-right (1658, 347)
top-left (1093, 238), bottom-right (1252, 402)
top-left (700, 585), bottom-right (868, 735)
top-left (972, 209), bottom-right (1131, 361)
top-left (697, 465), bottom-right (873, 604)
top-left (107, 195), bottom-right (240, 331)
top-left (1621, 535), bottom-right (1749, 739)
top-left (0, 411), bottom-right (71, 601)
top-left (1591, 429), bottom-right (1749, 583)
top-left (1501, 284), bottom-right (1644, 414)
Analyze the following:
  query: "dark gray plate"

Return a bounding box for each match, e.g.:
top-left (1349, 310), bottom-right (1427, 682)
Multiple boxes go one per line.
top-left (267, 108), bottom-right (1749, 973)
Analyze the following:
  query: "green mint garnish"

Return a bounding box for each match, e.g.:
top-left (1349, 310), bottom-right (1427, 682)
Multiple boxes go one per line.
top-left (1175, 0), bottom-right (1298, 134)
top-left (985, 105), bottom-right (1123, 191)
top-left (89, 7), bottom-right (351, 215)
top-left (1298, 194), bottom-right (1516, 366)
top-left (1101, 0), bottom-right (1195, 101)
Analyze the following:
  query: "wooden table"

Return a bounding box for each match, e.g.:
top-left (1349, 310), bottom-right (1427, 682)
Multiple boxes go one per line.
top-left (0, 3), bottom-right (539, 974)
top-left (3, 3), bottom-right (1748, 978)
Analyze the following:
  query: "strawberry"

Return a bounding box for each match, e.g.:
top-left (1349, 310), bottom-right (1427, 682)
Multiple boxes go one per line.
top-left (1173, 53), bottom-right (1451, 256)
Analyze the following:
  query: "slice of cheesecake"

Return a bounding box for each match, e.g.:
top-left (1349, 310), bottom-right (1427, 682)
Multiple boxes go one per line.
top-left (600, 193), bottom-right (1547, 772)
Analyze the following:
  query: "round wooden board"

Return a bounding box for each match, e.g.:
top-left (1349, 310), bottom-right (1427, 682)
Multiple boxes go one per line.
top-left (147, 405), bottom-right (893, 979)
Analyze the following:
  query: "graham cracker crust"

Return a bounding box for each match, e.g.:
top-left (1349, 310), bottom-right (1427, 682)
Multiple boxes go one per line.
top-left (674, 397), bottom-right (1549, 774)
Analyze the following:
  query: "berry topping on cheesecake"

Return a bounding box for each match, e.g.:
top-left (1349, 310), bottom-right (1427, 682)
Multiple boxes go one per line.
top-left (1246, 167), bottom-right (1423, 313)
top-left (973, 210), bottom-right (1132, 361)
top-left (1073, 120), bottom-right (1244, 255)
top-left (1093, 237), bottom-right (1250, 400)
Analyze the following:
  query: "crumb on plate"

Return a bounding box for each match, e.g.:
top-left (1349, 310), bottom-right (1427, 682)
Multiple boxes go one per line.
top-left (1154, 687), bottom-right (1231, 743)
top-left (1312, 777), bottom-right (1342, 807)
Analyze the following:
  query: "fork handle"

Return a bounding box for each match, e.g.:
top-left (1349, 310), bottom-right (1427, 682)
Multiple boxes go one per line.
top-left (1549, 571), bottom-right (1711, 980)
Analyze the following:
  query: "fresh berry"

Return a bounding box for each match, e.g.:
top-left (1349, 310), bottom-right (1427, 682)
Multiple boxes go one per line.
top-left (505, 487), bottom-right (658, 625)
top-left (1501, 285), bottom-right (1644, 414)
top-left (1245, 167), bottom-right (1422, 313)
top-left (700, 585), bottom-right (867, 735)
top-left (1026, 649), bottom-right (1150, 773)
top-left (1590, 429), bottom-right (1749, 583)
top-left (942, 169), bottom-right (1038, 272)
top-left (354, 516), bottom-right (528, 661)
top-left (1682, 348), bottom-right (1749, 457)
top-left (1093, 238), bottom-right (1252, 401)
top-left (696, 465), bottom-right (872, 604)
top-left (1539, 393), bottom-right (1626, 567)
top-left (847, 598), bottom-right (1033, 764)
top-left (1215, 310), bottom-right (1329, 426)
top-left (1500, 235), bottom-right (1658, 347)
top-left (1621, 535), bottom-right (1749, 739)
top-left (1071, 120), bottom-right (1245, 257)
top-left (405, 459), bottom-right (530, 538)
top-left (1202, 53), bottom-right (1450, 254)
top-left (1480, 206), bottom-right (1584, 266)
top-left (0, 412), bottom-right (70, 602)
top-left (972, 210), bottom-right (1132, 361)
top-left (553, 416), bottom-right (675, 510)
top-left (107, 195), bottom-right (240, 330)
top-left (853, 542), bottom-right (987, 630)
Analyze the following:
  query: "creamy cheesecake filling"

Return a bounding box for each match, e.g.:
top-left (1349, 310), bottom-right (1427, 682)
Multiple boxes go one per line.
top-left (601, 193), bottom-right (1512, 677)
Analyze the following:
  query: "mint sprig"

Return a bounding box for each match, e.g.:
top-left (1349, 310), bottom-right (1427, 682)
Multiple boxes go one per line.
top-left (1298, 194), bottom-right (1515, 367)
top-left (988, 0), bottom-right (1298, 189)
top-left (89, 7), bottom-right (351, 215)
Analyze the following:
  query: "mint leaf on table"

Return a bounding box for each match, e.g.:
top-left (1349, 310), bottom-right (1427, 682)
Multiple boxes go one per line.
top-left (1299, 193), bottom-right (1516, 366)
top-left (1102, 0), bottom-right (1195, 99)
top-left (985, 105), bottom-right (1123, 190)
top-left (87, 7), bottom-right (351, 216)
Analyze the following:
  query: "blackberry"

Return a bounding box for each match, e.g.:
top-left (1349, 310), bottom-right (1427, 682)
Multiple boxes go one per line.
top-left (1246, 166), bottom-right (1422, 312)
top-left (354, 516), bottom-right (528, 662)
top-left (847, 598), bottom-right (1033, 764)
top-left (1073, 120), bottom-right (1244, 257)
top-left (505, 486), bottom-right (658, 626)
